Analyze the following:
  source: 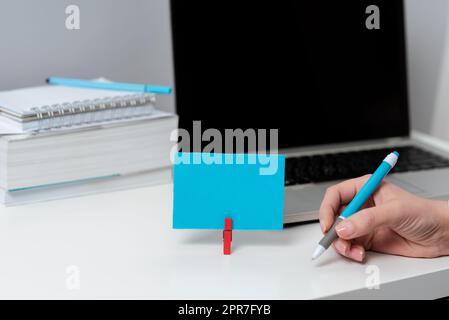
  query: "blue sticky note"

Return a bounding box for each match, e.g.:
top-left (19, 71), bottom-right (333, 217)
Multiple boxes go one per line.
top-left (173, 153), bottom-right (285, 230)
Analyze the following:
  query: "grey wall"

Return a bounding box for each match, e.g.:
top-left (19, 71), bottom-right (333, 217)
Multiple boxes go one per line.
top-left (405, 0), bottom-right (449, 140)
top-left (0, 0), bottom-right (174, 111)
top-left (1, 0), bottom-right (449, 140)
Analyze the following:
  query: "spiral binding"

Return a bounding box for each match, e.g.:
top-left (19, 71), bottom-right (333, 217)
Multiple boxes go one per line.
top-left (26, 93), bottom-right (156, 130)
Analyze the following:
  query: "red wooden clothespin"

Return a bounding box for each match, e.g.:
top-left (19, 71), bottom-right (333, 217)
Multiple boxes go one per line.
top-left (223, 218), bottom-right (233, 255)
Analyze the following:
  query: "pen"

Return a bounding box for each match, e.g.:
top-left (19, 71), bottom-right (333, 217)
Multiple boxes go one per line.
top-left (47, 77), bottom-right (172, 95)
top-left (312, 151), bottom-right (399, 260)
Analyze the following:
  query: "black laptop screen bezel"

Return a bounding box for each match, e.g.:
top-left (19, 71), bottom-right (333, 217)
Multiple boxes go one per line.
top-left (170, 0), bottom-right (410, 151)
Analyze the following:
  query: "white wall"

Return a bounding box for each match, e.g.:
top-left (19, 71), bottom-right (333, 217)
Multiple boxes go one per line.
top-left (405, 0), bottom-right (449, 140)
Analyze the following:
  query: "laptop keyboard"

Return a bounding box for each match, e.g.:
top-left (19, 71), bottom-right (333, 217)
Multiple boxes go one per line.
top-left (285, 146), bottom-right (449, 186)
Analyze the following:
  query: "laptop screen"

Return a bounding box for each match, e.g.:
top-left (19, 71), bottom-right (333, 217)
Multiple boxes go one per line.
top-left (170, 0), bottom-right (409, 151)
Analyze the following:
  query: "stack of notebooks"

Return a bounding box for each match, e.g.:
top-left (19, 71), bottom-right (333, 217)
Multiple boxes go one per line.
top-left (0, 83), bottom-right (177, 205)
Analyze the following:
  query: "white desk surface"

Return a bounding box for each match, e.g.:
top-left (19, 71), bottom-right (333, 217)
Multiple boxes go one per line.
top-left (1, 183), bottom-right (449, 300)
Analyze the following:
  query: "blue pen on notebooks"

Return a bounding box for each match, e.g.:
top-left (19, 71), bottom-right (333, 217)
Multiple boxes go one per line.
top-left (312, 151), bottom-right (399, 260)
top-left (47, 77), bottom-right (172, 95)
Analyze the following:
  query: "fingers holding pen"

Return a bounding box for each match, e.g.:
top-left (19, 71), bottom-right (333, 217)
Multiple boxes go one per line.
top-left (332, 238), bottom-right (366, 262)
top-left (319, 176), bottom-right (371, 233)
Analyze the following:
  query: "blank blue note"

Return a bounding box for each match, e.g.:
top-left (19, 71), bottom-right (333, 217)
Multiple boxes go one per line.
top-left (173, 153), bottom-right (285, 230)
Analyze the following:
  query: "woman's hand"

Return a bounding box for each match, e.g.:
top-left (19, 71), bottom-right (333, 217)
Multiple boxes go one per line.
top-left (319, 175), bottom-right (449, 262)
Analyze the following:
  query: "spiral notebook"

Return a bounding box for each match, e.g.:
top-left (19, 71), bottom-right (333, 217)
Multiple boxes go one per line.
top-left (0, 84), bottom-right (169, 133)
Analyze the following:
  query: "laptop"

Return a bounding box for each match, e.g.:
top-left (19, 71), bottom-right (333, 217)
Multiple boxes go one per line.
top-left (170, 0), bottom-right (449, 223)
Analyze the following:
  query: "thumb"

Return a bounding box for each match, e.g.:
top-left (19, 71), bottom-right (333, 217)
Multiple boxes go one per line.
top-left (335, 204), bottom-right (395, 240)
